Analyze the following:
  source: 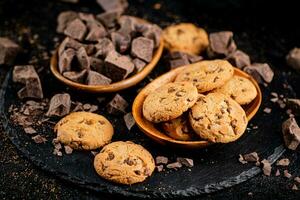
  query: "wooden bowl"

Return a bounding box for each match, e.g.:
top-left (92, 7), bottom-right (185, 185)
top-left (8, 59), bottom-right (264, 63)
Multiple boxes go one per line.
top-left (132, 66), bottom-right (262, 149)
top-left (50, 40), bottom-right (164, 93)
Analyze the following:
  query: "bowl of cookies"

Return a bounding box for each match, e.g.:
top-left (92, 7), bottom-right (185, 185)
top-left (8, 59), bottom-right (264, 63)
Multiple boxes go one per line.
top-left (132, 60), bottom-right (262, 149)
top-left (50, 14), bottom-right (164, 93)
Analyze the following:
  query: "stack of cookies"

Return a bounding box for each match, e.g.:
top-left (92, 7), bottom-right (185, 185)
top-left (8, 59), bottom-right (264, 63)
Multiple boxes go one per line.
top-left (142, 59), bottom-right (258, 143)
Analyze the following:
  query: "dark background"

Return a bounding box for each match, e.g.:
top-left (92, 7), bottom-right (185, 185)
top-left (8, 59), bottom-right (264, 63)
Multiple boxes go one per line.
top-left (1, 0), bottom-right (300, 199)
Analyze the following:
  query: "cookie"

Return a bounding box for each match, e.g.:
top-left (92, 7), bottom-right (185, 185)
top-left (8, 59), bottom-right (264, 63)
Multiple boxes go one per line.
top-left (213, 75), bottom-right (257, 105)
top-left (175, 60), bottom-right (234, 93)
top-left (189, 93), bottom-right (248, 143)
top-left (94, 141), bottom-right (155, 185)
top-left (163, 23), bottom-right (209, 55)
top-left (161, 114), bottom-right (195, 141)
top-left (54, 112), bottom-right (114, 150)
top-left (143, 82), bottom-right (198, 123)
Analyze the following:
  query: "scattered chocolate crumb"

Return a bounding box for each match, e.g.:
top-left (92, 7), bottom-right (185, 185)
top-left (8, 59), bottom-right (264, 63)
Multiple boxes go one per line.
top-left (261, 159), bottom-right (272, 176)
top-left (243, 152), bottom-right (260, 162)
top-left (24, 127), bottom-right (37, 134)
top-left (292, 184), bottom-right (299, 191)
top-left (32, 135), bottom-right (47, 144)
top-left (263, 107), bottom-right (272, 114)
top-left (106, 94), bottom-right (128, 115)
top-left (97, 97), bottom-right (106, 104)
top-left (294, 177), bottom-right (300, 183)
top-left (286, 47), bottom-right (300, 73)
top-left (177, 157), bottom-right (194, 167)
top-left (64, 145), bottom-right (73, 154)
top-left (156, 165), bottom-right (164, 172)
top-left (155, 156), bottom-right (168, 165)
top-left (286, 98), bottom-right (300, 116)
top-left (282, 118), bottom-right (300, 150)
top-left (276, 158), bottom-right (290, 166)
top-left (284, 170), bottom-right (292, 178)
top-left (238, 154), bottom-right (247, 164)
top-left (275, 169), bottom-right (280, 176)
top-left (166, 162), bottom-right (182, 169)
top-left (123, 112), bottom-right (135, 130)
top-left (46, 93), bottom-right (71, 117)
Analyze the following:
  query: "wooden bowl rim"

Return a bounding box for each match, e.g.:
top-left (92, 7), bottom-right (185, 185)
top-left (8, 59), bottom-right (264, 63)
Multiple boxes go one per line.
top-left (132, 65), bottom-right (262, 147)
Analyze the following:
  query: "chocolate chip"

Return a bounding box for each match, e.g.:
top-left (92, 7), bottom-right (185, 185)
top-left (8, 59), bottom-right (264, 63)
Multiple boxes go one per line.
top-left (123, 112), bottom-right (135, 130)
top-left (104, 51), bottom-right (134, 82)
top-left (286, 48), bottom-right (300, 73)
top-left (166, 162), bottom-right (182, 169)
top-left (86, 71), bottom-right (112, 85)
top-left (64, 145), bottom-right (73, 154)
top-left (133, 58), bottom-right (146, 72)
top-left (58, 48), bottom-right (75, 73)
top-left (107, 152), bottom-right (115, 160)
top-left (207, 31), bottom-right (237, 58)
top-left (227, 50), bottom-right (251, 69)
top-left (89, 57), bottom-right (104, 73)
top-left (276, 158), bottom-right (290, 166)
top-left (85, 20), bottom-right (107, 42)
top-left (106, 94), bottom-right (128, 115)
top-left (131, 37), bottom-right (154, 62)
top-left (46, 93), bottom-right (71, 117)
top-left (96, 0), bottom-right (128, 13)
top-left (24, 127), bottom-right (37, 134)
top-left (111, 32), bottom-right (131, 53)
top-left (32, 135), bottom-right (47, 144)
top-left (261, 159), bottom-right (272, 176)
top-left (177, 157), bottom-right (194, 167)
top-left (286, 98), bottom-right (300, 116)
top-left (124, 157), bottom-right (135, 166)
top-left (64, 18), bottom-right (87, 41)
top-left (63, 69), bottom-right (87, 83)
top-left (243, 63), bottom-right (274, 84)
top-left (95, 38), bottom-right (115, 58)
top-left (76, 47), bottom-right (90, 70)
top-left (155, 156), bottom-right (168, 165)
top-left (56, 11), bottom-right (78, 33)
top-left (0, 37), bottom-right (21, 65)
top-left (282, 118), bottom-right (300, 150)
top-left (96, 10), bottom-right (122, 28)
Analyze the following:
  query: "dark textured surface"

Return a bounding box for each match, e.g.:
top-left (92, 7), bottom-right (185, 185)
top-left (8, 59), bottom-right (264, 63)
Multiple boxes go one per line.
top-left (1, 0), bottom-right (300, 199)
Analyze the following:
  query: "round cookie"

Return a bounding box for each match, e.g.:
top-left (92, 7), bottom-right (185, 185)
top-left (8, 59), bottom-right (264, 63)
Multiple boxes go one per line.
top-left (143, 82), bottom-right (198, 123)
top-left (54, 112), bottom-right (114, 150)
top-left (213, 75), bottom-right (257, 105)
top-left (189, 93), bottom-right (248, 143)
top-left (175, 60), bottom-right (234, 93)
top-left (94, 141), bottom-right (155, 185)
top-left (162, 114), bottom-right (195, 141)
top-left (163, 23), bottom-right (209, 55)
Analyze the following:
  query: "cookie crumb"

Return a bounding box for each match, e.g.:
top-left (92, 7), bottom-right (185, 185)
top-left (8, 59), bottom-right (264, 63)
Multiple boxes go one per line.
top-left (276, 158), bottom-right (290, 166)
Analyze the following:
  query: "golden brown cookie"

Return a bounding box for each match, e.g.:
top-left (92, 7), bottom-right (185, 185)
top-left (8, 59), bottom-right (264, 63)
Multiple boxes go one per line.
top-left (161, 114), bottom-right (195, 141)
top-left (213, 75), bottom-right (257, 105)
top-left (54, 112), bottom-right (114, 150)
top-left (94, 141), bottom-right (155, 185)
top-left (163, 23), bottom-right (209, 55)
top-left (189, 93), bottom-right (248, 143)
top-left (143, 82), bottom-right (198, 123)
top-left (175, 60), bottom-right (234, 93)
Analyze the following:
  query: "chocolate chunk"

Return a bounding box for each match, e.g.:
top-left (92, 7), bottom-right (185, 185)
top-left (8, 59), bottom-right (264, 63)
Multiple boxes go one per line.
top-left (238, 154), bottom-right (248, 164)
top-left (89, 57), bottom-right (104, 73)
top-left (64, 18), bottom-right (87, 41)
top-left (111, 32), bottom-right (131, 53)
top-left (286, 48), bottom-right (300, 72)
top-left (227, 50), bottom-right (251, 69)
top-left (142, 24), bottom-right (162, 48)
top-left (0, 37), bottom-right (20, 65)
top-left (170, 57), bottom-right (190, 69)
top-left (95, 38), bottom-right (115, 58)
top-left (207, 31), bottom-right (237, 58)
top-left (58, 48), bottom-right (75, 73)
top-left (177, 157), bottom-right (194, 167)
top-left (156, 165), bottom-right (164, 172)
top-left (284, 170), bottom-right (292, 178)
top-left (24, 127), bottom-right (37, 134)
top-left (187, 54), bottom-right (203, 63)
top-left (63, 70), bottom-right (87, 83)
top-left (243, 63), bottom-right (274, 84)
top-left (155, 156), bottom-right (168, 164)
top-left (96, 0), bottom-right (128, 12)
top-left (96, 10), bottom-right (122, 28)
top-left (64, 145), bottom-right (73, 154)
top-left (133, 58), bottom-right (146, 72)
top-left (123, 112), bottom-right (135, 130)
top-left (106, 94), bottom-right (128, 115)
top-left (131, 37), bottom-right (154, 62)
top-left (104, 51), bottom-right (134, 82)
top-left (242, 152), bottom-right (259, 162)
top-left (166, 162), bottom-right (182, 169)
top-left (32, 135), bottom-right (47, 144)
top-left (86, 71), bottom-right (112, 85)
top-left (13, 65), bottom-right (43, 99)
top-left (56, 11), bottom-right (78, 33)
top-left (46, 93), bottom-right (71, 117)
top-left (261, 159), bottom-right (272, 176)
top-left (85, 21), bottom-right (107, 42)
top-left (58, 37), bottom-right (82, 55)
top-left (276, 158), bottom-right (290, 166)
top-left (118, 15), bottom-right (136, 36)
top-left (76, 47), bottom-right (90, 70)
top-left (286, 98), bottom-right (300, 116)
top-left (135, 21), bottom-right (151, 33)
top-left (282, 118), bottom-right (300, 150)
top-left (168, 51), bottom-right (189, 60)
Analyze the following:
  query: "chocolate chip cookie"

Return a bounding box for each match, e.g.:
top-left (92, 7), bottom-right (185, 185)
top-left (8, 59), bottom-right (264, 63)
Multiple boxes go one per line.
top-left (213, 75), bottom-right (257, 105)
top-left (94, 141), bottom-right (155, 185)
top-left (54, 112), bottom-right (114, 150)
top-left (189, 93), bottom-right (248, 143)
top-left (175, 60), bottom-right (234, 93)
top-left (143, 82), bottom-right (198, 123)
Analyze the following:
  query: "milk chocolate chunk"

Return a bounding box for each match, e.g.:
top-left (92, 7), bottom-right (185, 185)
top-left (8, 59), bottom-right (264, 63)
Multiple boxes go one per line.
top-left (104, 51), bottom-right (134, 82)
top-left (85, 21), bottom-right (107, 42)
top-left (56, 11), bottom-right (78, 33)
top-left (64, 18), bottom-right (87, 41)
top-left (131, 37), bottom-right (154, 62)
top-left (89, 57), bottom-right (104, 73)
top-left (13, 65), bottom-right (43, 99)
top-left (95, 38), bottom-right (115, 58)
top-left (96, 10), bottom-right (122, 28)
top-left (106, 94), bottom-right (128, 115)
top-left (286, 98), bottom-right (300, 116)
top-left (111, 32), bottom-right (131, 53)
top-left (0, 37), bottom-right (21, 65)
top-left (86, 71), bottom-right (112, 85)
top-left (133, 58), bottom-right (146, 72)
top-left (286, 48), bottom-right (300, 72)
top-left (63, 69), bottom-right (87, 83)
top-left (96, 0), bottom-right (128, 12)
top-left (227, 50), bottom-right (251, 69)
top-left (76, 47), bottom-right (90, 70)
top-left (59, 48), bottom-right (75, 73)
top-left (142, 24), bottom-right (162, 48)
top-left (46, 93), bottom-right (71, 117)
top-left (123, 112), bottom-right (135, 130)
top-left (207, 31), bottom-right (237, 58)
top-left (282, 117), bottom-right (300, 150)
top-left (243, 63), bottom-right (274, 83)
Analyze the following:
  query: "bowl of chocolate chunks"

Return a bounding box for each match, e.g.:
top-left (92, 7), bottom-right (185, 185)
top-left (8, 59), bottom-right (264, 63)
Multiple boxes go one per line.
top-left (50, 11), bottom-right (164, 93)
